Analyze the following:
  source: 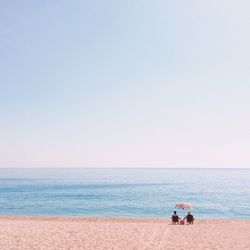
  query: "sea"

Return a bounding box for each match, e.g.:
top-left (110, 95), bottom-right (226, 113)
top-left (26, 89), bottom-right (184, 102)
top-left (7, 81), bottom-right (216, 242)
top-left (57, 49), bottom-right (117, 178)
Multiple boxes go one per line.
top-left (0, 168), bottom-right (249, 219)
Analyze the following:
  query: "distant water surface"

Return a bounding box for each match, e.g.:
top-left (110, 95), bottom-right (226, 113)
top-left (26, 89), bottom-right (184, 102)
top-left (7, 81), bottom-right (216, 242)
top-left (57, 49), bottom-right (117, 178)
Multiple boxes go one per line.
top-left (0, 168), bottom-right (249, 219)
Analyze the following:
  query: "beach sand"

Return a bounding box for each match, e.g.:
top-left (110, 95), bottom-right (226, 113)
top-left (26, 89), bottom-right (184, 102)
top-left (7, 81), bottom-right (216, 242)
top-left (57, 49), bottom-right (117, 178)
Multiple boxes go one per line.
top-left (0, 217), bottom-right (249, 249)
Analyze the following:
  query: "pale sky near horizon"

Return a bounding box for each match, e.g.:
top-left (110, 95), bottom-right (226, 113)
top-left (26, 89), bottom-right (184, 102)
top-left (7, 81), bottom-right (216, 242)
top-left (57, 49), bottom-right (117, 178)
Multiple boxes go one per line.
top-left (1, 0), bottom-right (249, 168)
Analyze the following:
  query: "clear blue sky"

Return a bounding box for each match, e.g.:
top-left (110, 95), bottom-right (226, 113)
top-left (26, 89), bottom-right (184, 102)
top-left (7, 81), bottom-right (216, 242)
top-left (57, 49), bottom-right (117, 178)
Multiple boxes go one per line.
top-left (1, 0), bottom-right (249, 168)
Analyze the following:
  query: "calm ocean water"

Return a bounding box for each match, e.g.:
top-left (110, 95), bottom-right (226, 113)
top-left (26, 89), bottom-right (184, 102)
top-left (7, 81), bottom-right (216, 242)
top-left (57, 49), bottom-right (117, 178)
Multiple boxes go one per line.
top-left (0, 168), bottom-right (249, 219)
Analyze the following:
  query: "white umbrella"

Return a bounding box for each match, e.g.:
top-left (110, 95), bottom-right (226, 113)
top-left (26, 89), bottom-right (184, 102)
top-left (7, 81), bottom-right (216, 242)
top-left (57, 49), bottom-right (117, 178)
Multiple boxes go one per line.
top-left (175, 202), bottom-right (192, 209)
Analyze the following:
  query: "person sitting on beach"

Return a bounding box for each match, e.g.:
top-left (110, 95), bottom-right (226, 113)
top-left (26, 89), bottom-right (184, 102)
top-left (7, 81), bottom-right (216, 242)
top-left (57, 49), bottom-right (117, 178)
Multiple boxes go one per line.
top-left (185, 212), bottom-right (194, 224)
top-left (171, 211), bottom-right (180, 224)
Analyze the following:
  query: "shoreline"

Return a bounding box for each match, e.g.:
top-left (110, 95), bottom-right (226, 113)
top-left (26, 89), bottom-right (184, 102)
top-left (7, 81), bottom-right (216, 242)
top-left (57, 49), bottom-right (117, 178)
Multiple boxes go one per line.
top-left (0, 215), bottom-right (249, 222)
top-left (0, 216), bottom-right (249, 249)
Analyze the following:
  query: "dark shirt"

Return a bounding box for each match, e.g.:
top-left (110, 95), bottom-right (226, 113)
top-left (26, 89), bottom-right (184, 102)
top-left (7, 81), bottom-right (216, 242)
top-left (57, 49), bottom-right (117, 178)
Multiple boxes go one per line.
top-left (186, 214), bottom-right (194, 222)
top-left (171, 214), bottom-right (179, 222)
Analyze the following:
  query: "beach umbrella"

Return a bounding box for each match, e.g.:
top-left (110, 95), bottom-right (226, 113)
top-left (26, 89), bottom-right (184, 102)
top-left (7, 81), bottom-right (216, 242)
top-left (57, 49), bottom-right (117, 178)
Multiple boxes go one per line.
top-left (175, 203), bottom-right (192, 209)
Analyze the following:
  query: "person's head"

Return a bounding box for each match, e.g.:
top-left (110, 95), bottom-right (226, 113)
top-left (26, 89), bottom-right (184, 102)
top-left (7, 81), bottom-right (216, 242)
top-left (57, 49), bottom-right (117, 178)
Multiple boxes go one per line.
top-left (188, 212), bottom-right (191, 215)
top-left (174, 211), bottom-right (177, 214)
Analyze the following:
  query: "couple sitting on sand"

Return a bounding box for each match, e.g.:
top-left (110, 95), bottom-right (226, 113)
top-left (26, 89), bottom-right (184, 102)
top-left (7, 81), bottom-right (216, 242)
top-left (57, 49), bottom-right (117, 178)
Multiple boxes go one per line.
top-left (171, 211), bottom-right (194, 225)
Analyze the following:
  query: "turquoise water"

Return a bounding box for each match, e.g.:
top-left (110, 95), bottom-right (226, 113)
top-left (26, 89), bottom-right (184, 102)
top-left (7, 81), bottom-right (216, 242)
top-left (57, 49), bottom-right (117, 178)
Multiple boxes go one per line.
top-left (0, 168), bottom-right (249, 219)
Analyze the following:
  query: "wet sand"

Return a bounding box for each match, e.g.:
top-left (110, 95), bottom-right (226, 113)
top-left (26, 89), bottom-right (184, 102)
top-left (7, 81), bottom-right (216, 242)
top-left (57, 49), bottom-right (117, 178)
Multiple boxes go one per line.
top-left (0, 216), bottom-right (249, 249)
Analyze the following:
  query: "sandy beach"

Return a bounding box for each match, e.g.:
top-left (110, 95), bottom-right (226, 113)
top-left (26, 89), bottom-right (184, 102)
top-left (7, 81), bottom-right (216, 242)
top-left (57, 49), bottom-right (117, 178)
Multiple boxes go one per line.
top-left (0, 217), bottom-right (249, 249)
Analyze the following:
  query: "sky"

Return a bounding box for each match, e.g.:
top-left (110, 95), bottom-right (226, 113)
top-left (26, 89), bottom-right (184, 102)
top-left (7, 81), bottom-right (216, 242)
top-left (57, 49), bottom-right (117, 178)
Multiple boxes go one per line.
top-left (0, 0), bottom-right (249, 168)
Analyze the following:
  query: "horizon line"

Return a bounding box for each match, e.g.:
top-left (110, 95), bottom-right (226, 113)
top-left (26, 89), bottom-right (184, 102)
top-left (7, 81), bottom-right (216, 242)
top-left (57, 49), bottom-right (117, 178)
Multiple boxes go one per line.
top-left (0, 167), bottom-right (249, 169)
